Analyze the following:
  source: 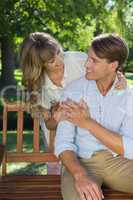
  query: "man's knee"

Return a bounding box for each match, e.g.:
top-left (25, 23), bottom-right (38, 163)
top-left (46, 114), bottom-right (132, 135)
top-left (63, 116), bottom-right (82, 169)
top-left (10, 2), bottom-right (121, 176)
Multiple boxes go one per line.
top-left (61, 169), bottom-right (80, 200)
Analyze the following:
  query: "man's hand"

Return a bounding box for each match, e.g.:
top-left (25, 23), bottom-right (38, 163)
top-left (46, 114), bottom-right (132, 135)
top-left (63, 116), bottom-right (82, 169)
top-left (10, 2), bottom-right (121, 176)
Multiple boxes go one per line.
top-left (60, 98), bottom-right (90, 128)
top-left (74, 174), bottom-right (104, 200)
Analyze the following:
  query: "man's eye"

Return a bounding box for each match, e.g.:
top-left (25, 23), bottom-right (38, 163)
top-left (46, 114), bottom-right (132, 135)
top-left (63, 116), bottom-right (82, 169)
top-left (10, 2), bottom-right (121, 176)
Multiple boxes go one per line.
top-left (93, 59), bottom-right (98, 63)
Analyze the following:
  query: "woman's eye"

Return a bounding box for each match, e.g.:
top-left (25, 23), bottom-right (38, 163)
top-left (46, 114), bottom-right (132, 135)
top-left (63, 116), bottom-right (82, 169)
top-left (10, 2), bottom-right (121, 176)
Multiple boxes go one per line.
top-left (48, 59), bottom-right (55, 64)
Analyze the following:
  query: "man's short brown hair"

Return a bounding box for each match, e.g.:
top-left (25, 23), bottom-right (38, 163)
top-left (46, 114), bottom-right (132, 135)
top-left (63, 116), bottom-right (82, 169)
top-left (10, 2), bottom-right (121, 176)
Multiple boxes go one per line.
top-left (91, 33), bottom-right (129, 70)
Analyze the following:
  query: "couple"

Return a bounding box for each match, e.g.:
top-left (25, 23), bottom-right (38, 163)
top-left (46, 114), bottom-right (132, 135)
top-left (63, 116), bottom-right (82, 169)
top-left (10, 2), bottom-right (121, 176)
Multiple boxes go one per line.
top-left (21, 32), bottom-right (133, 200)
top-left (55, 34), bottom-right (133, 200)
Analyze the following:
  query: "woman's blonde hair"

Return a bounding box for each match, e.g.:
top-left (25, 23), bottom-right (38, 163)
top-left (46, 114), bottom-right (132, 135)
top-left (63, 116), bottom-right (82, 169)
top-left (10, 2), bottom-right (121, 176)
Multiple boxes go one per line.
top-left (20, 32), bottom-right (63, 105)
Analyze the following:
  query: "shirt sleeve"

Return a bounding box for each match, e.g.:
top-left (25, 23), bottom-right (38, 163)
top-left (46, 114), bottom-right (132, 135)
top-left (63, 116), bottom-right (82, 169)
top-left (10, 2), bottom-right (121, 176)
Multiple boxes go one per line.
top-left (54, 88), bottom-right (78, 157)
top-left (120, 115), bottom-right (133, 159)
top-left (120, 93), bottom-right (133, 159)
top-left (55, 121), bottom-right (78, 157)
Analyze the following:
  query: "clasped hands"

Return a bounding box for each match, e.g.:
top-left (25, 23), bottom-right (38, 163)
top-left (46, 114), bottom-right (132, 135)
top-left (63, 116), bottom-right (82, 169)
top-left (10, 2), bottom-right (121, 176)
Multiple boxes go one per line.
top-left (59, 98), bottom-right (91, 128)
top-left (45, 98), bottom-right (91, 130)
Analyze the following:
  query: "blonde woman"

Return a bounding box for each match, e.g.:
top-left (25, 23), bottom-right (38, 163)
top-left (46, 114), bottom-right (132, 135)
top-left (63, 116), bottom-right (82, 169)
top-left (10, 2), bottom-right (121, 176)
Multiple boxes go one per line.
top-left (20, 32), bottom-right (126, 148)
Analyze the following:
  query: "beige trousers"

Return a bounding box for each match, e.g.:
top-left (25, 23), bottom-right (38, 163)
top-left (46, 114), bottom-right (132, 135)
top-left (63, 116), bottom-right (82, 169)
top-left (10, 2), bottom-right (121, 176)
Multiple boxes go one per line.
top-left (61, 150), bottom-right (133, 200)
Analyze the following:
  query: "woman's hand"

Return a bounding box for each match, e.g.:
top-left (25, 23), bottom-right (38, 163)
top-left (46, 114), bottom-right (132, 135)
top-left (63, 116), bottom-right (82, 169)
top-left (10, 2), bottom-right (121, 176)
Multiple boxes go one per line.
top-left (50, 102), bottom-right (66, 122)
top-left (45, 102), bottom-right (66, 130)
top-left (30, 104), bottom-right (50, 120)
top-left (115, 71), bottom-right (127, 90)
top-left (60, 98), bottom-right (91, 128)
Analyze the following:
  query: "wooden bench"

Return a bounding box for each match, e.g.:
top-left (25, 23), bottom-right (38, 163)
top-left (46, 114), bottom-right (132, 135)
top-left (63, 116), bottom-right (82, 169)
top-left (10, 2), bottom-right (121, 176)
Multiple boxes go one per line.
top-left (0, 101), bottom-right (133, 200)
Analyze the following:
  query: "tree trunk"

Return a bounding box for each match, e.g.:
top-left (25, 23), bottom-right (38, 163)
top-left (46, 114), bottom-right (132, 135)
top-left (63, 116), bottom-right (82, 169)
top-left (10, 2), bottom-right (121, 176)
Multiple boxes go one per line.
top-left (0, 36), bottom-right (16, 88)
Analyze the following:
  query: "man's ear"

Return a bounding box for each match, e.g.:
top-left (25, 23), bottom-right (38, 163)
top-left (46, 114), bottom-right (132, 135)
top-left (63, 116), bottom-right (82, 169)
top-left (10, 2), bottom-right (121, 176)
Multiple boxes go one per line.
top-left (110, 61), bottom-right (119, 72)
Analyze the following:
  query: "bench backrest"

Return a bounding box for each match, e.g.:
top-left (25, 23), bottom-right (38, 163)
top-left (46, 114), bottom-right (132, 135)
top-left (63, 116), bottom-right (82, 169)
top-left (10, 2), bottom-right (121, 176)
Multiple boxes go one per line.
top-left (2, 101), bottom-right (58, 176)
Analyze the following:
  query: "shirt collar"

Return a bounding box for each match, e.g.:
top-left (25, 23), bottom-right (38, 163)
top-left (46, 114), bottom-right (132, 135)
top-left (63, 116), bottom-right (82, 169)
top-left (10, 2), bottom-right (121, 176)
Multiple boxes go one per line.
top-left (93, 76), bottom-right (124, 97)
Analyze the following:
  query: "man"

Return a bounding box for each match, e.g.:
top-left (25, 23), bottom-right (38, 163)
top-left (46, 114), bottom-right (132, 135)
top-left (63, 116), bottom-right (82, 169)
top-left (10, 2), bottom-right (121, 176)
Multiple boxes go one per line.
top-left (55, 33), bottom-right (133, 200)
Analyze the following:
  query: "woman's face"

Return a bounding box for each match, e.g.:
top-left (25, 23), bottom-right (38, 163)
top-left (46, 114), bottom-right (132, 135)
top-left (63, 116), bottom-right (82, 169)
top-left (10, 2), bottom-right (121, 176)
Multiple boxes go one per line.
top-left (45, 52), bottom-right (64, 73)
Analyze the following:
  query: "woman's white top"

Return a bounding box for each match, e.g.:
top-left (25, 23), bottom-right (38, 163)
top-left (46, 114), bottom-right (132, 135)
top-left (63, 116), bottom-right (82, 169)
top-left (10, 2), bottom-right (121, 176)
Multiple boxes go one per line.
top-left (40, 51), bottom-right (87, 109)
top-left (40, 51), bottom-right (87, 145)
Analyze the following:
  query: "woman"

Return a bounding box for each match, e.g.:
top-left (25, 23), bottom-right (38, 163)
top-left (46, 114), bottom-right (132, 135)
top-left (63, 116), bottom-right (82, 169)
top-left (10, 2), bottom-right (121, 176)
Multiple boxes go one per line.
top-left (20, 32), bottom-right (126, 147)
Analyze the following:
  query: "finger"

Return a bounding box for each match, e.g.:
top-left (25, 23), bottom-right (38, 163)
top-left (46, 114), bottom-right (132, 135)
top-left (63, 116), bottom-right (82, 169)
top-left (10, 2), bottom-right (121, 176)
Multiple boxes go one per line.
top-left (92, 184), bottom-right (103, 200)
top-left (117, 71), bottom-right (124, 77)
top-left (65, 98), bottom-right (80, 108)
top-left (87, 187), bottom-right (99, 200)
top-left (115, 82), bottom-right (125, 90)
top-left (80, 100), bottom-right (88, 109)
top-left (61, 103), bottom-right (73, 110)
top-left (75, 186), bottom-right (87, 200)
top-left (84, 190), bottom-right (93, 200)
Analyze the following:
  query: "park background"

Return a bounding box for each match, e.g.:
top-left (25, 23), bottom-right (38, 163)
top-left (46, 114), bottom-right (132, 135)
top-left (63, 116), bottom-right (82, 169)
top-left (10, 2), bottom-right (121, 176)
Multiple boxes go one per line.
top-left (0, 0), bottom-right (133, 174)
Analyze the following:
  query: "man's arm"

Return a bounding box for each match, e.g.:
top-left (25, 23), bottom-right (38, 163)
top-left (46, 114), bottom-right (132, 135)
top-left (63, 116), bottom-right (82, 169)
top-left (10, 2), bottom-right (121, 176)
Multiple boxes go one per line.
top-left (55, 118), bottom-right (103, 200)
top-left (59, 150), bottom-right (87, 178)
top-left (61, 99), bottom-right (133, 158)
top-left (59, 150), bottom-right (104, 200)
top-left (83, 118), bottom-right (124, 155)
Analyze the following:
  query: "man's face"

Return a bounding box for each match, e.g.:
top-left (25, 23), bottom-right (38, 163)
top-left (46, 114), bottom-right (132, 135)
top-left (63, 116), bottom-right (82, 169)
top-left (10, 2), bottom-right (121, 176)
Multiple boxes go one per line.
top-left (85, 48), bottom-right (114, 81)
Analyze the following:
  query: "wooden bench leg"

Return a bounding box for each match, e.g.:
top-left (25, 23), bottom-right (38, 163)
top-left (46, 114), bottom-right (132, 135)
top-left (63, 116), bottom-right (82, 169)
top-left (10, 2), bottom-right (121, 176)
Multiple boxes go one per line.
top-left (0, 144), bottom-right (4, 165)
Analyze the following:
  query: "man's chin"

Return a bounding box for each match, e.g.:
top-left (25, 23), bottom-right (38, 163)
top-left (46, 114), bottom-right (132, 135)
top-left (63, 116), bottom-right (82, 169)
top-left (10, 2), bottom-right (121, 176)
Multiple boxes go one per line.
top-left (85, 73), bottom-right (95, 80)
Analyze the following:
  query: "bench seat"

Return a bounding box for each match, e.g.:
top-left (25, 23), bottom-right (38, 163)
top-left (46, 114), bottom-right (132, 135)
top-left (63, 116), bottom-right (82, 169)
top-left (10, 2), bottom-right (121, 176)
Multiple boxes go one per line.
top-left (0, 175), bottom-right (133, 200)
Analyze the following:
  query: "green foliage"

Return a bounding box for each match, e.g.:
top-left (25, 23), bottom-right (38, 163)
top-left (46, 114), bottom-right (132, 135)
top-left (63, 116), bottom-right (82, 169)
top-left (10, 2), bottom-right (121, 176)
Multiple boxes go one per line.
top-left (0, 0), bottom-right (132, 70)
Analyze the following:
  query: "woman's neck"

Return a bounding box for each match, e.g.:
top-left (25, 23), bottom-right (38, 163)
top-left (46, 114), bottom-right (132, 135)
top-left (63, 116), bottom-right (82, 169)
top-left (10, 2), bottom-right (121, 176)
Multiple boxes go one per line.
top-left (47, 67), bottom-right (64, 87)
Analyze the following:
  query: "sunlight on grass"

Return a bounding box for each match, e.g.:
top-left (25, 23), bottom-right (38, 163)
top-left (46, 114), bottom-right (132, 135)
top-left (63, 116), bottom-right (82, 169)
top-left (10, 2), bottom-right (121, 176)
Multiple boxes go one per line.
top-left (6, 163), bottom-right (47, 175)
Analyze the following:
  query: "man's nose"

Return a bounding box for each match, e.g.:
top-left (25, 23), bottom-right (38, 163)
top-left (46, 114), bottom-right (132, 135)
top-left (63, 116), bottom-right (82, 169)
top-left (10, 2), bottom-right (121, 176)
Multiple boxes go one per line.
top-left (85, 59), bottom-right (92, 69)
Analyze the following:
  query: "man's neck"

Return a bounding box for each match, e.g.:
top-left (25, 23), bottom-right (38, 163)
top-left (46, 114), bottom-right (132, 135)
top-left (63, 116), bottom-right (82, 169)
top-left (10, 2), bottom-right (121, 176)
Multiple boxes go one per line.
top-left (96, 74), bottom-right (116, 96)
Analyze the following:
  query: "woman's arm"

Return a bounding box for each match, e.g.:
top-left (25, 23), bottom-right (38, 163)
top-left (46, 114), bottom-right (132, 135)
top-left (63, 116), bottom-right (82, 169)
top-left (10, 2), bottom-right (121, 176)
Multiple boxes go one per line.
top-left (45, 102), bottom-right (62, 130)
top-left (29, 104), bottom-right (50, 120)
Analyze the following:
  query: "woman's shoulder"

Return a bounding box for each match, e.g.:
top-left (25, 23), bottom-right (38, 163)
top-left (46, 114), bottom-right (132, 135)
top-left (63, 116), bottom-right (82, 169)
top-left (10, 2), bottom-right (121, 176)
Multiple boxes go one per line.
top-left (64, 76), bottom-right (87, 92)
top-left (64, 51), bottom-right (87, 59)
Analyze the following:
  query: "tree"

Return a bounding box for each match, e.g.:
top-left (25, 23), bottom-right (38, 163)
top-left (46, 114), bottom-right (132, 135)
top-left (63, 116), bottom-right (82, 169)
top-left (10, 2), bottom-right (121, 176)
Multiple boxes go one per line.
top-left (0, 0), bottom-right (132, 90)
